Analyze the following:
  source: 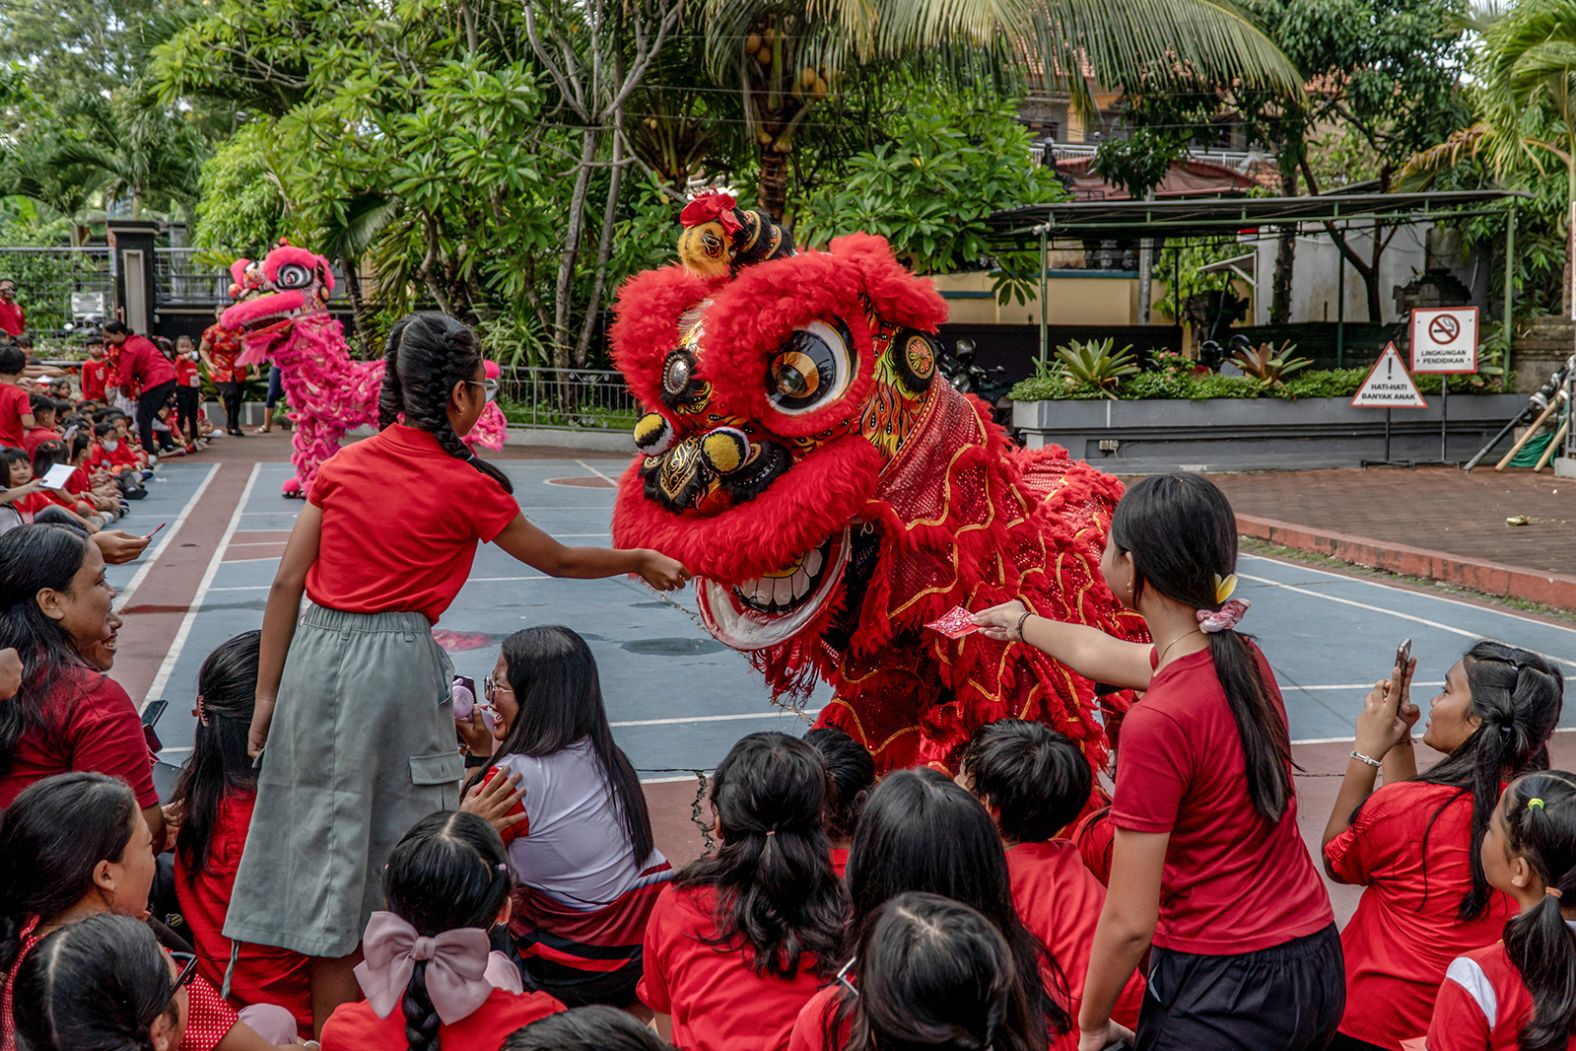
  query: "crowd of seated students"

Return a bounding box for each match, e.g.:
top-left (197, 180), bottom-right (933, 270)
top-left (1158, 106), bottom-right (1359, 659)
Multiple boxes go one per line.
top-left (1, 472), bottom-right (1574, 1051)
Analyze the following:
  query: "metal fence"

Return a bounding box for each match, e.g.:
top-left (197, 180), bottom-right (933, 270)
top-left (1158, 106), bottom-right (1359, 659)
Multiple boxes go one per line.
top-left (498, 366), bottom-right (641, 431)
top-left (155, 247), bottom-right (232, 305)
top-left (0, 247), bottom-right (114, 338)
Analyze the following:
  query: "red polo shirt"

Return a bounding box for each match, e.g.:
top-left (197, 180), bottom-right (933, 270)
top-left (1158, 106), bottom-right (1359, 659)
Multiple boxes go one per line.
top-left (0, 669), bottom-right (158, 811)
top-left (115, 333), bottom-right (177, 390)
top-left (0, 382), bottom-right (28, 448)
top-left (321, 988), bottom-right (563, 1051)
top-left (80, 358), bottom-right (111, 402)
top-left (0, 300), bottom-right (25, 336)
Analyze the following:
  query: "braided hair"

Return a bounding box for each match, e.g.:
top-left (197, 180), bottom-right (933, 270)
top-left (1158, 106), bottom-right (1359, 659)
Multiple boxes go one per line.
top-left (378, 313), bottom-right (513, 495)
top-left (383, 811), bottom-right (513, 1051)
top-left (1415, 642), bottom-right (1565, 920)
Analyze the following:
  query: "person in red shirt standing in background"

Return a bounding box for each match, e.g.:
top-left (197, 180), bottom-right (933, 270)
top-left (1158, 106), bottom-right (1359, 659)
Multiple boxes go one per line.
top-left (975, 472), bottom-right (1343, 1051)
top-left (79, 336), bottom-right (111, 404)
top-left (1423, 771), bottom-right (1576, 1051)
top-left (103, 320), bottom-right (176, 460)
top-left (1322, 642), bottom-right (1563, 1051)
top-left (224, 312), bottom-right (687, 1035)
top-left (0, 344), bottom-right (35, 450)
top-left (201, 304), bottom-right (249, 436)
top-left (959, 719), bottom-right (1147, 1032)
top-left (173, 334), bottom-right (202, 449)
top-left (0, 279), bottom-right (26, 338)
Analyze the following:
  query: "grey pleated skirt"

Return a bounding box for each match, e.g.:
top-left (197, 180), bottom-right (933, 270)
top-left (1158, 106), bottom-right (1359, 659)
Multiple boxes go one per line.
top-left (223, 605), bottom-right (460, 957)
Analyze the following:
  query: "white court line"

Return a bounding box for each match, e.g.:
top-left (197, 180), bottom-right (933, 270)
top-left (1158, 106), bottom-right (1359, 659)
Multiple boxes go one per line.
top-left (613, 708), bottom-right (823, 729)
top-left (141, 464), bottom-right (262, 709)
top-left (1241, 552), bottom-right (1576, 638)
top-left (208, 585), bottom-right (270, 593)
top-left (640, 774), bottom-right (706, 784)
top-left (220, 556), bottom-right (280, 565)
top-left (227, 541), bottom-right (287, 548)
top-left (469, 575), bottom-right (548, 583)
top-left (577, 460), bottom-right (620, 485)
top-left (1238, 572), bottom-right (1576, 671)
top-left (113, 464), bottom-right (220, 612)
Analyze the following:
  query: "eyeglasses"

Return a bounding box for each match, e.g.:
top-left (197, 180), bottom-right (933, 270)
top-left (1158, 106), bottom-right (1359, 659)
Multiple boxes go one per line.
top-left (464, 379), bottom-right (498, 403)
top-left (483, 678), bottom-right (514, 705)
top-left (167, 950), bottom-right (200, 996)
top-left (835, 956), bottom-right (858, 997)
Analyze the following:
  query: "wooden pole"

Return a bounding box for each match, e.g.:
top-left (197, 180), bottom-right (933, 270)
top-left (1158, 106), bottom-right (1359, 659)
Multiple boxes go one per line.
top-left (1535, 417), bottom-right (1569, 472)
top-left (1496, 391), bottom-right (1566, 471)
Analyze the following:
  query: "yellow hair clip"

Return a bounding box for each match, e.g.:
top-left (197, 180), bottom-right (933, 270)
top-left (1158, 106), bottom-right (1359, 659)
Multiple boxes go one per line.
top-left (1529, 798), bottom-right (1546, 810)
top-left (1214, 573), bottom-right (1238, 605)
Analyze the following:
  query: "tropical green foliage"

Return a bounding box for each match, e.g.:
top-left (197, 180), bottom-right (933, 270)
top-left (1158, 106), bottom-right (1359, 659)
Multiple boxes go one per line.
top-left (1011, 363), bottom-right (1504, 401)
top-left (1230, 341), bottom-right (1313, 385)
top-left (1043, 338), bottom-right (1141, 398)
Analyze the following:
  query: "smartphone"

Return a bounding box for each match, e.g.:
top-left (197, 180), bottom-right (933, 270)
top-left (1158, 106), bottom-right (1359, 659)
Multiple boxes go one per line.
top-left (145, 521), bottom-right (167, 541)
top-left (1395, 637), bottom-right (1413, 674)
top-left (141, 698), bottom-right (167, 754)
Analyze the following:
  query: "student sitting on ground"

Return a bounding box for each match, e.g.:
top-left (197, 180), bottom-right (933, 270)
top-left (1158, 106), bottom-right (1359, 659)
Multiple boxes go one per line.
top-left (30, 440), bottom-right (107, 528)
top-left (21, 394), bottom-right (59, 456)
top-left (1422, 771), bottom-right (1576, 1051)
top-left (803, 727), bottom-right (874, 879)
top-left (1323, 642), bottom-right (1564, 1051)
top-left (460, 625), bottom-right (670, 1008)
top-left (640, 732), bottom-right (847, 1051)
top-left (171, 631), bottom-right (313, 1035)
top-left (0, 773), bottom-right (302, 1050)
top-left (12, 913), bottom-right (194, 1051)
top-left (0, 447), bottom-right (97, 531)
top-left (504, 1005), bottom-right (677, 1051)
top-left (959, 718), bottom-right (1146, 1031)
top-left (789, 769), bottom-right (1070, 1051)
top-left (319, 811), bottom-right (566, 1050)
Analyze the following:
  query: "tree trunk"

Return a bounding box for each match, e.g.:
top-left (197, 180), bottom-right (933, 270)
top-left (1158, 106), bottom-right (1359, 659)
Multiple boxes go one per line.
top-left (553, 128), bottom-right (602, 370)
top-left (340, 254), bottom-right (373, 358)
top-left (1270, 156), bottom-right (1297, 325)
top-left (575, 128), bottom-right (626, 369)
top-left (1363, 220), bottom-right (1384, 323)
top-left (1137, 237), bottom-right (1154, 324)
top-left (757, 146), bottom-right (789, 222)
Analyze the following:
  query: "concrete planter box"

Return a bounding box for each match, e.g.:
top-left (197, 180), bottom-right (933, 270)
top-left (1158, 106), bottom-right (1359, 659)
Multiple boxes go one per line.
top-left (1014, 394), bottom-right (1527, 472)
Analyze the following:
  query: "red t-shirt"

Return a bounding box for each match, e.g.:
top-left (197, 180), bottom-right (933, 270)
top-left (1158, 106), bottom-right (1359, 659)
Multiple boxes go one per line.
top-left (0, 300), bottom-right (24, 336)
top-left (64, 466), bottom-right (91, 495)
top-left (116, 333), bottom-right (177, 390)
top-left (89, 439), bottom-right (140, 473)
top-left (176, 355), bottom-right (200, 387)
top-left (22, 426), bottom-right (58, 457)
top-left (0, 382), bottom-right (28, 448)
top-left (1423, 940), bottom-right (1575, 1051)
top-left (1072, 807), bottom-right (1115, 886)
top-left (640, 883), bottom-right (829, 1051)
top-left (0, 669), bottom-right (158, 811)
top-left (81, 358), bottom-right (111, 402)
top-left (1326, 780), bottom-right (1515, 1048)
top-left (1110, 645), bottom-right (1332, 955)
top-left (1008, 840), bottom-right (1145, 1031)
top-left (320, 987), bottom-right (564, 1051)
top-left (306, 425), bottom-right (520, 624)
top-left (175, 791), bottom-right (314, 1033)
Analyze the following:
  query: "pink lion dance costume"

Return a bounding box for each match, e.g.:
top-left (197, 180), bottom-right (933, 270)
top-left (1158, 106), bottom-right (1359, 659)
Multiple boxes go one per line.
top-left (220, 242), bottom-right (507, 497)
top-left (608, 192), bottom-right (1147, 772)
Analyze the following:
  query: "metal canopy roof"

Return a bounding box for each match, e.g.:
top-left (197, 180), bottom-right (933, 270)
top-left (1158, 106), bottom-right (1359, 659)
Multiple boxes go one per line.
top-left (985, 189), bottom-right (1527, 245)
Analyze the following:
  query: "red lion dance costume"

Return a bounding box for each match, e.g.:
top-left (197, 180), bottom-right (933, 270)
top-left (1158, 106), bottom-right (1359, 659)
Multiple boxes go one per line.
top-left (609, 193), bottom-right (1147, 772)
top-left (220, 241), bottom-right (507, 497)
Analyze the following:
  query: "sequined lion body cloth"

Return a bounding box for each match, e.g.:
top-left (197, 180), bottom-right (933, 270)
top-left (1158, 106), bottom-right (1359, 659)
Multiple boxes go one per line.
top-left (219, 242), bottom-right (507, 498)
top-left (609, 192), bottom-right (1147, 772)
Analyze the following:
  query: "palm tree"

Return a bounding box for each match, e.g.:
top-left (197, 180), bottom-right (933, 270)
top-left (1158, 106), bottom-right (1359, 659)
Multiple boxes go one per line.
top-left (701, 0), bottom-right (1304, 220)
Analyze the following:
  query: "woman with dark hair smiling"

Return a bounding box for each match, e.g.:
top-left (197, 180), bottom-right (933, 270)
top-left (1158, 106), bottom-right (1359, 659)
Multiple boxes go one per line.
top-left (0, 523), bottom-right (161, 843)
top-left (461, 625), bottom-right (671, 1008)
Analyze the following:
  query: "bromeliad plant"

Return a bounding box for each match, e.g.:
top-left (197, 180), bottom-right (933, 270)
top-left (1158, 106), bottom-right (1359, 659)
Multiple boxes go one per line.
top-left (1054, 338), bottom-right (1139, 398)
top-left (1230, 340), bottom-right (1313, 386)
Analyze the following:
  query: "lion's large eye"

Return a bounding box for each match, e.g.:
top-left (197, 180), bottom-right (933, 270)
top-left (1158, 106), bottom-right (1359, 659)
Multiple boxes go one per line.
top-left (275, 264), bottom-right (312, 290)
top-left (767, 322), bottom-right (854, 415)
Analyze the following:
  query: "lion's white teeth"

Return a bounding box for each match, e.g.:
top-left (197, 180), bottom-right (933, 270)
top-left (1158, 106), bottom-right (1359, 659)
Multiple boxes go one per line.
top-left (805, 549), bottom-right (823, 577)
top-left (772, 576), bottom-right (796, 607)
top-left (791, 569), bottom-right (811, 600)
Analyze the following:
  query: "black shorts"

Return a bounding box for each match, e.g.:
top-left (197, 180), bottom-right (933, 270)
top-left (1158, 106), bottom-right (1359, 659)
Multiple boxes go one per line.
top-left (1137, 923), bottom-right (1345, 1051)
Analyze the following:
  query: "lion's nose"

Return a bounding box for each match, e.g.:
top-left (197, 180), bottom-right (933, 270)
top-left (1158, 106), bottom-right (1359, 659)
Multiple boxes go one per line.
top-left (700, 427), bottom-right (750, 475)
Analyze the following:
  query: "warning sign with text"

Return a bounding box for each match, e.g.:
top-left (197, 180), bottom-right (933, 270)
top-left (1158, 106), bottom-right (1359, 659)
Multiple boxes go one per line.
top-left (1351, 343), bottom-right (1428, 408)
top-left (1409, 306), bottom-right (1479, 374)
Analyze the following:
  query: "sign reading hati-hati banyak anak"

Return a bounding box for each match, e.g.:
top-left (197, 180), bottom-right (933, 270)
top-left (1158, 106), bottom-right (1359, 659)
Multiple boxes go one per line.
top-left (1351, 342), bottom-right (1428, 409)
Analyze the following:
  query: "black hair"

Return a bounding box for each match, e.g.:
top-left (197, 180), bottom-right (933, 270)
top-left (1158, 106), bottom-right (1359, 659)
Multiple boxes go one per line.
top-left (1497, 771), bottom-right (1576, 1051)
top-left (29, 392), bottom-right (55, 417)
top-left (1110, 472), bottom-right (1293, 823)
top-left (64, 428), bottom-right (91, 463)
top-left (502, 1005), bottom-right (677, 1051)
top-left (101, 321), bottom-right (130, 336)
top-left (846, 892), bottom-right (1030, 1051)
top-left (1414, 641), bottom-right (1565, 921)
top-left (170, 632), bottom-right (262, 883)
top-left (377, 312), bottom-right (512, 494)
top-left (673, 732), bottom-right (846, 980)
top-left (0, 445), bottom-right (28, 486)
top-left (0, 344), bottom-right (23, 374)
top-left (32, 439), bottom-right (67, 478)
top-left (0, 525), bottom-right (99, 777)
top-left (803, 726), bottom-right (875, 843)
top-left (479, 626), bottom-right (655, 865)
top-left (383, 811), bottom-right (513, 1051)
top-left (14, 912), bottom-right (176, 1051)
top-left (94, 421), bottom-right (117, 438)
top-left (837, 769), bottom-right (1068, 1044)
top-left (0, 773), bottom-right (140, 980)
top-left (961, 719), bottom-right (1092, 844)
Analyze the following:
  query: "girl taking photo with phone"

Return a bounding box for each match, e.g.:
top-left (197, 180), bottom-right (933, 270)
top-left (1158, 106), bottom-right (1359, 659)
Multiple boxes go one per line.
top-left (1322, 640), bottom-right (1563, 1051)
top-left (223, 313), bottom-right (688, 1035)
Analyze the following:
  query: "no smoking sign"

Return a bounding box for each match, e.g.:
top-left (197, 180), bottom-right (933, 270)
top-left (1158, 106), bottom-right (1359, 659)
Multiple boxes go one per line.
top-left (1409, 306), bottom-right (1479, 374)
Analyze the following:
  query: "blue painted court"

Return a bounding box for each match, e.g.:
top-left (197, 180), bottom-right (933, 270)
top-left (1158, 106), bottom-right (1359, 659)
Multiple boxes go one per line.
top-left (116, 458), bottom-right (1576, 782)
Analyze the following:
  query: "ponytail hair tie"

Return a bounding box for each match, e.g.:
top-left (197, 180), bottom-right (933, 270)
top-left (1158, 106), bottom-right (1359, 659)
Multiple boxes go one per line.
top-left (764, 829), bottom-right (777, 837)
top-left (1546, 886), bottom-right (1563, 899)
top-left (1197, 598), bottom-right (1251, 634)
top-left (194, 694), bottom-right (210, 727)
top-left (1529, 797), bottom-right (1547, 810)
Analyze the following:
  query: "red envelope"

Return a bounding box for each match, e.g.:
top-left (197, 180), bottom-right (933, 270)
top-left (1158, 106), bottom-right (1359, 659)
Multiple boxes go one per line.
top-left (925, 606), bottom-right (980, 639)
